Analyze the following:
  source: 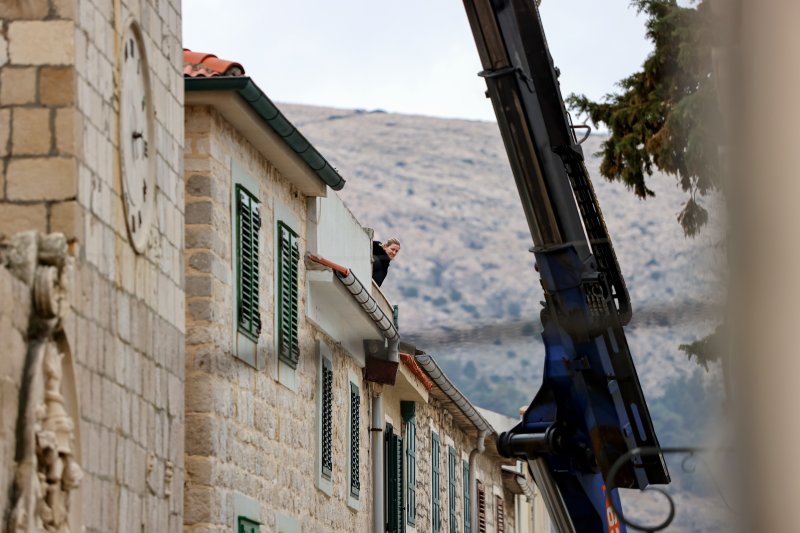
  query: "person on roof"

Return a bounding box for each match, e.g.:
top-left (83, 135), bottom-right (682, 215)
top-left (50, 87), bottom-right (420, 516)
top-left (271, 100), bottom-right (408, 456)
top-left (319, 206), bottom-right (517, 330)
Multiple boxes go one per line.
top-left (372, 238), bottom-right (400, 287)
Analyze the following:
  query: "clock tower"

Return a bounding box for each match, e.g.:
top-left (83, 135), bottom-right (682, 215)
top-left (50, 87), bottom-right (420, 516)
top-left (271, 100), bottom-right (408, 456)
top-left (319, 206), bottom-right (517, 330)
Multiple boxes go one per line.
top-left (0, 0), bottom-right (185, 531)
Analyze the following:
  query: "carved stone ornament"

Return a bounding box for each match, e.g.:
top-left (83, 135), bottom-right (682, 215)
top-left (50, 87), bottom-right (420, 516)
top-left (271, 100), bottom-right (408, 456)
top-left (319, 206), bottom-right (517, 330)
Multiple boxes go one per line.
top-left (163, 461), bottom-right (174, 498)
top-left (7, 232), bottom-right (82, 533)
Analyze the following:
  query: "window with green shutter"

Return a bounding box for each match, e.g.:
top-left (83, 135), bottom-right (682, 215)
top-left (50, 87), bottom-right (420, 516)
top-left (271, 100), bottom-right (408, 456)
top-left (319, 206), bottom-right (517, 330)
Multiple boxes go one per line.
top-left (477, 480), bottom-right (487, 533)
top-left (349, 382), bottom-right (360, 498)
top-left (277, 221), bottom-right (300, 368)
top-left (237, 516), bottom-right (260, 533)
top-left (496, 496), bottom-right (506, 533)
top-left (236, 186), bottom-right (261, 341)
top-left (432, 431), bottom-right (441, 533)
top-left (448, 446), bottom-right (457, 533)
top-left (320, 357), bottom-right (333, 481)
top-left (405, 414), bottom-right (417, 526)
top-left (463, 460), bottom-right (471, 533)
top-left (386, 424), bottom-right (404, 533)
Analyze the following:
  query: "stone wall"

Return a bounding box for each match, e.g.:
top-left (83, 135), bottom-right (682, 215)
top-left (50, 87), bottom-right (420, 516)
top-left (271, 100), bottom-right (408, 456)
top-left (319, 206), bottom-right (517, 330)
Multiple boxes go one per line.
top-left (0, 0), bottom-right (185, 531)
top-left (0, 0), bottom-right (78, 236)
top-left (309, 331), bottom-right (373, 532)
top-left (183, 105), bottom-right (373, 532)
top-left (0, 253), bottom-right (33, 526)
top-left (185, 107), bottom-right (350, 531)
top-left (72, 0), bottom-right (185, 531)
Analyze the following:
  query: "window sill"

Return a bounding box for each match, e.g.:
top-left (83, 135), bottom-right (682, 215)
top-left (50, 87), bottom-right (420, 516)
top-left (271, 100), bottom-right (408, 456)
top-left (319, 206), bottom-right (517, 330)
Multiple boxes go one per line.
top-left (347, 493), bottom-right (361, 512)
top-left (316, 475), bottom-right (332, 497)
top-left (278, 359), bottom-right (298, 391)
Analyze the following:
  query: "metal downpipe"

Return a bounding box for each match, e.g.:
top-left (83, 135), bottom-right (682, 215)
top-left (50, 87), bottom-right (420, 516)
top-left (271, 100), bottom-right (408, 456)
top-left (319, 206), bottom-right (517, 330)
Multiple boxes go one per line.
top-left (372, 389), bottom-right (385, 533)
top-left (387, 337), bottom-right (399, 364)
top-left (515, 472), bottom-right (535, 500)
top-left (468, 430), bottom-right (488, 533)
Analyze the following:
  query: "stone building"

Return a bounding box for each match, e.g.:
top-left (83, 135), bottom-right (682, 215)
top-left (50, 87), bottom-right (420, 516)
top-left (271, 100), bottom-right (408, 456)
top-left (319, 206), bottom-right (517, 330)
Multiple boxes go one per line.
top-left (0, 1), bottom-right (550, 531)
top-left (182, 49), bottom-right (364, 532)
top-left (181, 50), bottom-right (546, 533)
top-left (1, 0), bottom-right (184, 531)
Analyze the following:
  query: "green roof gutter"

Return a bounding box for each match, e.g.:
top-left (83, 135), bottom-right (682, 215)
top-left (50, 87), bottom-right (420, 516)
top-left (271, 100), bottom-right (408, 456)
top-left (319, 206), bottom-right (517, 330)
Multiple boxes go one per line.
top-left (185, 76), bottom-right (345, 191)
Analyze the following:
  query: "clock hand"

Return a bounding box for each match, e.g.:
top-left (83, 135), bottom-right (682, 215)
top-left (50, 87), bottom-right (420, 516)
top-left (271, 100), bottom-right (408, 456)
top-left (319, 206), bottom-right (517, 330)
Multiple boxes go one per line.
top-left (131, 131), bottom-right (149, 158)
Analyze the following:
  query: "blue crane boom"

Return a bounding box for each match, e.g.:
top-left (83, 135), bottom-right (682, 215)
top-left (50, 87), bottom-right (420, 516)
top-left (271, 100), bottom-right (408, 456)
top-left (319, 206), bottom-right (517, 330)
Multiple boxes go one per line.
top-left (461, 1), bottom-right (671, 531)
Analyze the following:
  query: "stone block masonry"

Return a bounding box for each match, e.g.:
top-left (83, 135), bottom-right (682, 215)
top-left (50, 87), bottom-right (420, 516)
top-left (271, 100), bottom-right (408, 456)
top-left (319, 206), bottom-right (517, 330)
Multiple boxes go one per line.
top-left (183, 105), bottom-right (373, 532)
top-left (0, 4), bottom-right (80, 239)
top-left (0, 0), bottom-right (186, 531)
top-left (65, 0), bottom-right (187, 524)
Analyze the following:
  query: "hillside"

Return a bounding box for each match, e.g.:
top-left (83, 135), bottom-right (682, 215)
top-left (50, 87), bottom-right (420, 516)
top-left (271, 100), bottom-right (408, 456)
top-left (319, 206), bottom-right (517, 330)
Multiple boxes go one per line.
top-left (281, 102), bottom-right (722, 401)
top-left (281, 102), bottom-right (727, 530)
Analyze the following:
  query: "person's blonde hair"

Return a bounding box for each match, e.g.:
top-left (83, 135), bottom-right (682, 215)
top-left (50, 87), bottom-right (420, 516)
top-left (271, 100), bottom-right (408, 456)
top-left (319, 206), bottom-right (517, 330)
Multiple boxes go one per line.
top-left (383, 238), bottom-right (401, 248)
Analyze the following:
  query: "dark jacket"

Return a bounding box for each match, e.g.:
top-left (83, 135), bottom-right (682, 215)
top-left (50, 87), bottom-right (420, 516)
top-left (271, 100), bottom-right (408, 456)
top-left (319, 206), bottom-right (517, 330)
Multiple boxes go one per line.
top-left (372, 241), bottom-right (391, 287)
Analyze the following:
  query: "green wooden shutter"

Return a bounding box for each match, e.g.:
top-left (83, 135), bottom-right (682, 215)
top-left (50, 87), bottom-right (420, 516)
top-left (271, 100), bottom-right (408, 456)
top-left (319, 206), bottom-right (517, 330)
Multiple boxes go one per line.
top-left (386, 425), bottom-right (404, 533)
top-left (395, 433), bottom-right (404, 532)
top-left (432, 431), bottom-right (440, 533)
top-left (236, 186), bottom-right (261, 341)
top-left (463, 460), bottom-right (471, 533)
top-left (237, 516), bottom-right (260, 533)
top-left (496, 496), bottom-right (506, 533)
top-left (406, 417), bottom-right (416, 526)
top-left (477, 481), bottom-right (486, 533)
top-left (448, 446), bottom-right (457, 533)
top-left (320, 357), bottom-right (333, 480)
top-left (278, 221), bottom-right (300, 368)
top-left (349, 382), bottom-right (360, 498)
top-left (386, 425), bottom-right (396, 531)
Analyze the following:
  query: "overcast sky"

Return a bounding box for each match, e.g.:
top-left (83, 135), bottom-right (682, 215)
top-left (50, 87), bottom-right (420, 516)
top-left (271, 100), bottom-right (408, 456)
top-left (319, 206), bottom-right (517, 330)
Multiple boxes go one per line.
top-left (183, 1), bottom-right (653, 122)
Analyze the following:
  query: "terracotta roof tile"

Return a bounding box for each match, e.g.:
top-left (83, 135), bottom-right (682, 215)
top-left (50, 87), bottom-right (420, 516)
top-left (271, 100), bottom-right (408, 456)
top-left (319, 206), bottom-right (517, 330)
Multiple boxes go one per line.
top-left (183, 48), bottom-right (245, 78)
top-left (400, 352), bottom-right (434, 391)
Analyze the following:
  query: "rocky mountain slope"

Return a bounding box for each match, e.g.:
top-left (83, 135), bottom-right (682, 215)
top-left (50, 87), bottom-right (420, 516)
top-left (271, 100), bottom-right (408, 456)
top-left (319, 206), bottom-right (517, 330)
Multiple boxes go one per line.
top-left (282, 102), bottom-right (722, 399)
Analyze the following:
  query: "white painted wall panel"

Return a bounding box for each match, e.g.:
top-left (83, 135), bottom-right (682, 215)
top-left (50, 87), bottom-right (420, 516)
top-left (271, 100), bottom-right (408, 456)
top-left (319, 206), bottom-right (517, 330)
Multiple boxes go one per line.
top-left (308, 189), bottom-right (372, 284)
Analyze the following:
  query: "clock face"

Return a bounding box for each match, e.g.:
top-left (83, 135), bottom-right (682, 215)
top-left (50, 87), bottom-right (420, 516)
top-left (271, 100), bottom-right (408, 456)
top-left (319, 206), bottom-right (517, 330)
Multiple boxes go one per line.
top-left (120, 21), bottom-right (156, 253)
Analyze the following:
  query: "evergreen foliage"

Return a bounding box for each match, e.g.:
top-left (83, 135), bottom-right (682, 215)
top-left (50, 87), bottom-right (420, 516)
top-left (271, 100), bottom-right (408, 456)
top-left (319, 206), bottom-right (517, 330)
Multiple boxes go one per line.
top-left (570, 0), bottom-right (725, 376)
top-left (567, 0), bottom-right (719, 237)
top-left (679, 322), bottom-right (723, 371)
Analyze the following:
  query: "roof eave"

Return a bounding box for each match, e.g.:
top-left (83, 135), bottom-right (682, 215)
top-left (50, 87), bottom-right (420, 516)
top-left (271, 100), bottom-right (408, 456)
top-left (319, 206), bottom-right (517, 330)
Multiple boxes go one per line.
top-left (185, 76), bottom-right (345, 194)
top-left (415, 352), bottom-right (495, 435)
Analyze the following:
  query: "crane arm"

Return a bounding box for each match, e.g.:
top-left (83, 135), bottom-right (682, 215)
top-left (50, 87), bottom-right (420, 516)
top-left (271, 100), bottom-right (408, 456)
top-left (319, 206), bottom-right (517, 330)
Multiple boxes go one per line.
top-left (461, 1), bottom-right (671, 531)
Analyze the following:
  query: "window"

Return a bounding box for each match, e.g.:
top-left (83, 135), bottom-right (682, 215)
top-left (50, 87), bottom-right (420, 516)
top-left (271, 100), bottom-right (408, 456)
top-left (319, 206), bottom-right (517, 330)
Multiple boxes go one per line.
top-left (231, 164), bottom-right (261, 368)
top-left (403, 404), bottom-right (417, 526)
top-left (349, 382), bottom-right (361, 499)
top-left (277, 221), bottom-right (300, 368)
top-left (463, 461), bottom-right (471, 533)
top-left (432, 431), bottom-right (441, 533)
top-left (495, 496), bottom-right (505, 533)
top-left (236, 185), bottom-right (261, 342)
top-left (386, 424), bottom-right (404, 533)
top-left (238, 516), bottom-right (260, 533)
top-left (448, 446), bottom-right (457, 533)
top-left (477, 480), bottom-right (487, 533)
top-left (316, 344), bottom-right (334, 495)
top-left (320, 356), bottom-right (333, 481)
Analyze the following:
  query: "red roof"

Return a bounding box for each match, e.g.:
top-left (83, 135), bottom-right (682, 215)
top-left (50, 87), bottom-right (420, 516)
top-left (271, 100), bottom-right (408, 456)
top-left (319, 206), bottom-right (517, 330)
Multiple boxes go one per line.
top-left (183, 49), bottom-right (245, 77)
top-left (400, 353), bottom-right (434, 391)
